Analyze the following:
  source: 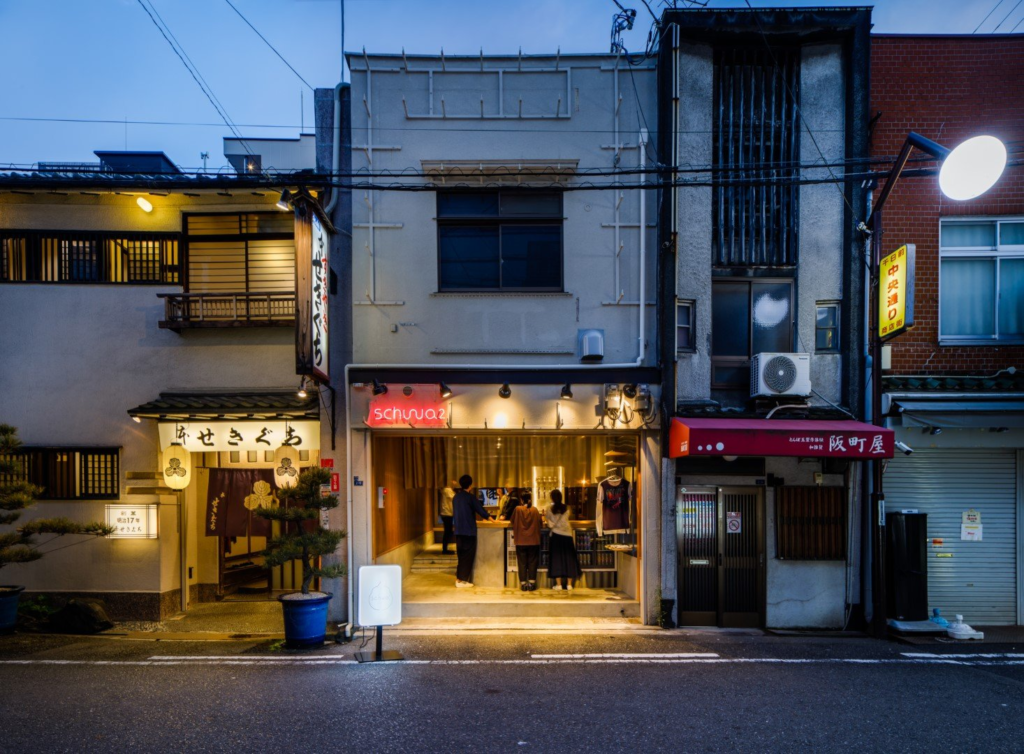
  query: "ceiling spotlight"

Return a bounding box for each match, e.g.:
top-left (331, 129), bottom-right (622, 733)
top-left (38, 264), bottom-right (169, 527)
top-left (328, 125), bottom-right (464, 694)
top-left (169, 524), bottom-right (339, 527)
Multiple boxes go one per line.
top-left (372, 379), bottom-right (388, 396)
top-left (439, 382), bottom-right (452, 399)
top-left (297, 378), bottom-right (309, 400)
top-left (498, 383), bottom-right (512, 399)
top-left (560, 383), bottom-right (573, 400)
top-left (276, 189), bottom-right (292, 211)
top-left (136, 196), bottom-right (153, 213)
top-left (623, 383), bottom-right (638, 399)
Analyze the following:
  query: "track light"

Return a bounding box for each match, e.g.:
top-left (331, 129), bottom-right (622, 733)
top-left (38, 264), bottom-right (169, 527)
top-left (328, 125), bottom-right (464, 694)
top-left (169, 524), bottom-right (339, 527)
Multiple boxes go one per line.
top-left (623, 383), bottom-right (638, 399)
top-left (276, 189), bottom-right (292, 211)
top-left (439, 382), bottom-right (452, 399)
top-left (372, 379), bottom-right (388, 396)
top-left (560, 383), bottom-right (573, 400)
top-left (498, 383), bottom-right (512, 399)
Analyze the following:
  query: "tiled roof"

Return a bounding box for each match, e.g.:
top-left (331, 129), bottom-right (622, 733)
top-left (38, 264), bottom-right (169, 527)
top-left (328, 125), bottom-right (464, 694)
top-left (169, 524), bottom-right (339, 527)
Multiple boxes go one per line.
top-left (127, 392), bottom-right (319, 420)
top-left (0, 169), bottom-right (327, 191)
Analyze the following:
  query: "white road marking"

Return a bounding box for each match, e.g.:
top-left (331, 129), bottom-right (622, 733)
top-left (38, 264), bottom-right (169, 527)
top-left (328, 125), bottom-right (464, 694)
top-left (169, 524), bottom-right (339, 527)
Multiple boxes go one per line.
top-left (530, 652), bottom-right (720, 659)
top-left (0, 656), bottom-right (1020, 667)
top-left (902, 652), bottom-right (1024, 659)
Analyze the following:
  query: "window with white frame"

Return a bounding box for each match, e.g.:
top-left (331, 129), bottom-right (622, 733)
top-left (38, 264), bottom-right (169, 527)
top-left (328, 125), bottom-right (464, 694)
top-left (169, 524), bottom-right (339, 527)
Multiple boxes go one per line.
top-left (676, 300), bottom-right (695, 354)
top-left (940, 218), bottom-right (1024, 344)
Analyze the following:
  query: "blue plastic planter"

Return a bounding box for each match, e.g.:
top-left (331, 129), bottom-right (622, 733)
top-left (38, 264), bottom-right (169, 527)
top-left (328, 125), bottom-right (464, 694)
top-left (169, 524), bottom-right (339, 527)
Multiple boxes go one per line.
top-left (280, 592), bottom-right (331, 649)
top-left (0, 586), bottom-right (25, 633)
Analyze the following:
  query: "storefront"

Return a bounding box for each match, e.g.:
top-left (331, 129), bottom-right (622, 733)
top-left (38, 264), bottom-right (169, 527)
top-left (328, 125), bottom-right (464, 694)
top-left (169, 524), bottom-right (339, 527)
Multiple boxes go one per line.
top-left (669, 417), bottom-right (894, 629)
top-left (128, 392), bottom-right (323, 611)
top-left (882, 392), bottom-right (1024, 625)
top-left (347, 381), bottom-right (661, 623)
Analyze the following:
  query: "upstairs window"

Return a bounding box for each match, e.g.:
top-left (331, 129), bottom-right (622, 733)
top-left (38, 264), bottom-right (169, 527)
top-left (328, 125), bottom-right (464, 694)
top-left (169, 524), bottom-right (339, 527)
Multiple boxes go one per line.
top-left (940, 218), bottom-right (1024, 344)
top-left (712, 47), bottom-right (800, 268)
top-left (1, 231), bottom-right (179, 284)
top-left (711, 279), bottom-right (793, 388)
top-left (184, 212), bottom-right (294, 294)
top-left (436, 191), bottom-right (562, 291)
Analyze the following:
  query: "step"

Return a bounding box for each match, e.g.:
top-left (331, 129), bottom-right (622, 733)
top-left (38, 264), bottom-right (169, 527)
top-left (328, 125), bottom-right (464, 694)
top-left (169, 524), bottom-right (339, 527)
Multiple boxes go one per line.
top-left (403, 598), bottom-right (640, 619)
top-left (389, 617), bottom-right (653, 633)
top-left (410, 567), bottom-right (458, 575)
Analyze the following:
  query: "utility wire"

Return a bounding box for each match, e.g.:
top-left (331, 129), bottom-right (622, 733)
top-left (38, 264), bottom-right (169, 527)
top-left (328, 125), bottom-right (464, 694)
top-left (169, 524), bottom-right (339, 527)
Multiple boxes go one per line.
top-left (974, 0), bottom-right (1005, 32)
top-left (993, 0), bottom-right (1024, 31)
top-left (224, 0), bottom-right (314, 91)
top-left (1013, 13), bottom-right (1024, 31)
top-left (135, 0), bottom-right (252, 156)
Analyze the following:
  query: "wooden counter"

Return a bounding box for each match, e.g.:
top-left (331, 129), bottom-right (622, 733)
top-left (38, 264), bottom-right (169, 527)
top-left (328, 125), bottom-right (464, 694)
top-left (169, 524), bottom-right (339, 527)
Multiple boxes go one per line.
top-left (470, 519), bottom-right (600, 587)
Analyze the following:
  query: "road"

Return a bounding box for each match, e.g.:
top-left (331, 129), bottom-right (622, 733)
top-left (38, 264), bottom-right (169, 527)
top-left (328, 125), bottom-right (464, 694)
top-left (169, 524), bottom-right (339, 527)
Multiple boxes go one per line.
top-left (2, 630), bottom-right (1023, 752)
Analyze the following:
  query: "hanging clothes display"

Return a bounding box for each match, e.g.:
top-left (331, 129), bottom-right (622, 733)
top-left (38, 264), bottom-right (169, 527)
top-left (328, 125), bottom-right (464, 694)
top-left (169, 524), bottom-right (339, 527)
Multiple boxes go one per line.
top-left (596, 477), bottom-right (631, 535)
top-left (206, 469), bottom-right (279, 538)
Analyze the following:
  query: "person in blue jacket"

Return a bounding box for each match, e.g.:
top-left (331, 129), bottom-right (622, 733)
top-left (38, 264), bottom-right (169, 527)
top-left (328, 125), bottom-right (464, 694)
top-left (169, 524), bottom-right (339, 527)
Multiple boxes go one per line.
top-left (453, 474), bottom-right (495, 587)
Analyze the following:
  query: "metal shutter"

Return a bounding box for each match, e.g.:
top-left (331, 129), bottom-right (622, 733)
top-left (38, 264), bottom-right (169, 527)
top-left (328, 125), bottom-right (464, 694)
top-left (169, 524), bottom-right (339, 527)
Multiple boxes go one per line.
top-left (885, 449), bottom-right (1017, 625)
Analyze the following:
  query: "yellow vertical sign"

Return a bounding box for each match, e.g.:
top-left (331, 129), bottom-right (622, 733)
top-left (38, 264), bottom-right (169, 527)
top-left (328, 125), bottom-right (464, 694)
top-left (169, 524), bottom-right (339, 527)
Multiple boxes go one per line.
top-left (879, 244), bottom-right (915, 341)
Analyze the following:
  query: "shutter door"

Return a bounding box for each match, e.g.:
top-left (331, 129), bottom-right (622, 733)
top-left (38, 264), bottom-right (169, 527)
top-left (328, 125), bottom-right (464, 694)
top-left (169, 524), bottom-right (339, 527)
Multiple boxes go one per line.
top-left (885, 449), bottom-right (1017, 625)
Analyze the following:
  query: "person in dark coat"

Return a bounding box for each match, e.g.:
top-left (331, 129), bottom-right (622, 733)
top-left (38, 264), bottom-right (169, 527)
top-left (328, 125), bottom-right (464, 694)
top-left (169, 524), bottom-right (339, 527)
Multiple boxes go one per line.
top-left (544, 489), bottom-right (581, 591)
top-left (452, 474), bottom-right (495, 587)
top-left (511, 497), bottom-right (542, 591)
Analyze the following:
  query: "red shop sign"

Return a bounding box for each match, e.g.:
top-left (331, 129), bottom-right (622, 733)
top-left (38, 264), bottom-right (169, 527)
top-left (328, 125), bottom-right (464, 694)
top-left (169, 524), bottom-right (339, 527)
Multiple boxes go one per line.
top-left (670, 418), bottom-right (894, 459)
top-left (366, 384), bottom-right (448, 428)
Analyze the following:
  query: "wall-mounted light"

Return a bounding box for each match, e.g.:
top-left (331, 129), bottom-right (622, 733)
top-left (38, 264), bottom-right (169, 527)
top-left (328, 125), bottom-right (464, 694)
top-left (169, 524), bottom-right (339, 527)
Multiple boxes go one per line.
top-left (560, 383), bottom-right (573, 400)
top-left (297, 377), bottom-right (309, 400)
top-left (276, 189), bottom-right (292, 211)
top-left (136, 196), bottom-right (153, 213)
top-left (372, 379), bottom-right (388, 396)
top-left (929, 426), bottom-right (942, 436)
top-left (439, 382), bottom-right (452, 399)
top-left (132, 416), bottom-right (142, 424)
top-left (498, 383), bottom-right (512, 399)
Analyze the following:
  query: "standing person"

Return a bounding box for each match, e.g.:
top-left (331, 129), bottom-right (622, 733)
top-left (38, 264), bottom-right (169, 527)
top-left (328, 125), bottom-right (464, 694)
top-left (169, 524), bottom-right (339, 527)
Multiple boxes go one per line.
top-left (439, 480), bottom-right (456, 555)
top-left (511, 496), bottom-right (542, 591)
top-left (453, 474), bottom-right (495, 588)
top-left (544, 490), bottom-right (581, 591)
top-left (499, 488), bottom-right (522, 521)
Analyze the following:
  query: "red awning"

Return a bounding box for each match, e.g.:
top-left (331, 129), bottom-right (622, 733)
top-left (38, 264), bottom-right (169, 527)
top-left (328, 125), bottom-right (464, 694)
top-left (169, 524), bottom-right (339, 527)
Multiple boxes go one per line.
top-left (669, 417), bottom-right (894, 459)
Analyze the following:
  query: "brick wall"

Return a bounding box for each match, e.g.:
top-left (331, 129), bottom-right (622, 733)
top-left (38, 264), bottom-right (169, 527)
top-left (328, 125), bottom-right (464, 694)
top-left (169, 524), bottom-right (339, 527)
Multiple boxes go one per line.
top-left (871, 35), bottom-right (1024, 374)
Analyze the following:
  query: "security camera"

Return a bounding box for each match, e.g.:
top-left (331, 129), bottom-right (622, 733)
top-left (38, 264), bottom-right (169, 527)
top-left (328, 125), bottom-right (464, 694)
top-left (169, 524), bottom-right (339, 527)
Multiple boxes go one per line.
top-left (895, 441), bottom-right (914, 456)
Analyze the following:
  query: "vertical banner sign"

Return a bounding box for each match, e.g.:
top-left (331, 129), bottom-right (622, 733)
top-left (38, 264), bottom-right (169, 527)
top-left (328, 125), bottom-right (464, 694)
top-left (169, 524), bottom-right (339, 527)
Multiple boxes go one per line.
top-left (879, 244), bottom-right (915, 341)
top-left (295, 204), bottom-right (331, 381)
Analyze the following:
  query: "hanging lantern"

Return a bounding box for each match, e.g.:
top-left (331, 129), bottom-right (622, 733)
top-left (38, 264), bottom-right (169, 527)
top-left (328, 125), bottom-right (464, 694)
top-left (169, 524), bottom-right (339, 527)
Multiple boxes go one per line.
top-left (274, 445), bottom-right (301, 489)
top-left (162, 444), bottom-right (191, 491)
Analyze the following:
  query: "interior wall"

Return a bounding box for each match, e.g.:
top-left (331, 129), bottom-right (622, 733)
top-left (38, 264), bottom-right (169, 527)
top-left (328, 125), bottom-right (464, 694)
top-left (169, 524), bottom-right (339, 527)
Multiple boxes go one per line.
top-left (372, 437), bottom-right (435, 559)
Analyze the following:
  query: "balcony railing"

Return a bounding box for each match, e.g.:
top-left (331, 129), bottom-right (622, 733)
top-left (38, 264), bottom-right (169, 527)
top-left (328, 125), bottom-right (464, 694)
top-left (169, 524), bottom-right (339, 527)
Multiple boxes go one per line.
top-left (158, 291), bottom-right (295, 331)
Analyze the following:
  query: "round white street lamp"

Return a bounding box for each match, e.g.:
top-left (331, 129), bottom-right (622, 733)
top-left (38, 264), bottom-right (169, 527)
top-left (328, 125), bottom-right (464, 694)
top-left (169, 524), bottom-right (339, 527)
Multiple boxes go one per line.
top-left (938, 135), bottom-right (1007, 201)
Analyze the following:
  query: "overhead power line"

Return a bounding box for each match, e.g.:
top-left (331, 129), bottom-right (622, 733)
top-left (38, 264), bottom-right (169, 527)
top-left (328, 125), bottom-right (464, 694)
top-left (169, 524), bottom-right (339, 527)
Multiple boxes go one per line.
top-left (223, 0), bottom-right (314, 91)
top-left (993, 0), bottom-right (1024, 31)
top-left (974, 0), bottom-right (1006, 32)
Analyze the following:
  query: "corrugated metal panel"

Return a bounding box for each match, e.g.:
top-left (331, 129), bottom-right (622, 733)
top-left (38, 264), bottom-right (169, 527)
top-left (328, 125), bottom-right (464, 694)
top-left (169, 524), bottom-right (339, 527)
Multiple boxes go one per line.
top-left (885, 450), bottom-right (1017, 625)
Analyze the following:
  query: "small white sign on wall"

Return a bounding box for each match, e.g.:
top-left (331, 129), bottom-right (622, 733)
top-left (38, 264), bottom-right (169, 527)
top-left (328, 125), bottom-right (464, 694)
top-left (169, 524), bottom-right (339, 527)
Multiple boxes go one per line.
top-left (106, 504), bottom-right (159, 539)
top-left (358, 565), bottom-right (402, 627)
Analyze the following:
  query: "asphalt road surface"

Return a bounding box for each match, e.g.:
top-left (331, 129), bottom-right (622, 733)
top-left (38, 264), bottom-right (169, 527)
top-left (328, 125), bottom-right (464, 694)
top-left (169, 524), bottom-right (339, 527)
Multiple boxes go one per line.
top-left (2, 630), bottom-right (1024, 752)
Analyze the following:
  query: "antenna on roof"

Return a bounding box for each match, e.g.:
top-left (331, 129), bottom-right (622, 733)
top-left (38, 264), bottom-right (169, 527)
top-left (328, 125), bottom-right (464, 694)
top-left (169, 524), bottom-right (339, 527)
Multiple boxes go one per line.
top-left (200, 152), bottom-right (209, 172)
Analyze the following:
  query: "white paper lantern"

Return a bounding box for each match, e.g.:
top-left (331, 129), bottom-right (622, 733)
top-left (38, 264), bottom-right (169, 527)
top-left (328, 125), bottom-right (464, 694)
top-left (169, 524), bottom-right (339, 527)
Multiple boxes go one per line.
top-left (162, 444), bottom-right (191, 490)
top-left (274, 445), bottom-right (301, 489)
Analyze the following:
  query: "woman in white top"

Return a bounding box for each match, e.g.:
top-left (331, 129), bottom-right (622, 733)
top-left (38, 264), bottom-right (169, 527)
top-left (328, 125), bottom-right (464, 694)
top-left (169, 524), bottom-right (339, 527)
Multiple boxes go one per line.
top-left (544, 490), bottom-right (581, 590)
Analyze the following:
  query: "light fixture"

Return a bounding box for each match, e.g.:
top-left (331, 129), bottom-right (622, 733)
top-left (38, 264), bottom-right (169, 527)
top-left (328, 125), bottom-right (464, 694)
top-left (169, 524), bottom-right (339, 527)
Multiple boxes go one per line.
top-left (439, 382), bottom-right (452, 399)
top-left (162, 444), bottom-right (192, 490)
top-left (938, 135), bottom-right (1007, 201)
top-left (136, 196), bottom-right (153, 213)
top-left (560, 383), bottom-right (573, 400)
top-left (297, 378), bottom-right (309, 400)
top-left (131, 416), bottom-right (141, 424)
top-left (498, 383), bottom-right (512, 399)
top-left (276, 189), bottom-right (292, 211)
top-left (623, 383), bottom-right (638, 399)
top-left (372, 379), bottom-right (388, 396)
top-left (928, 426), bottom-right (942, 436)
top-left (274, 445), bottom-right (301, 490)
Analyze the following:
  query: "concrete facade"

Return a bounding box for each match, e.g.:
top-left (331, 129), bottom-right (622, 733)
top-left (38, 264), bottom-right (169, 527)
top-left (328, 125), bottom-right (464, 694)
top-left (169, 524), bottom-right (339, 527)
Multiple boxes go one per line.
top-left (660, 9), bottom-right (871, 629)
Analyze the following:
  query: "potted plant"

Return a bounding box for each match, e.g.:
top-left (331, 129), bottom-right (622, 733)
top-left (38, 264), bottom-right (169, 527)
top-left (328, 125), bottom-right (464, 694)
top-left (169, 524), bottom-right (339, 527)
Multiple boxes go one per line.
top-left (255, 466), bottom-right (346, 648)
top-left (0, 424), bottom-right (114, 632)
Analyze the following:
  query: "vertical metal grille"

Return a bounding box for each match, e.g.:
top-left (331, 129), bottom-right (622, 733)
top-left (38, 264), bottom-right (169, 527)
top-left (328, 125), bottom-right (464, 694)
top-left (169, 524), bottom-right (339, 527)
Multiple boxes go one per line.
top-left (0, 447), bottom-right (119, 500)
top-left (722, 491), bottom-right (759, 613)
top-left (678, 491), bottom-right (718, 616)
top-left (776, 486), bottom-right (846, 560)
top-left (713, 46), bottom-right (800, 267)
top-left (0, 231), bottom-right (179, 284)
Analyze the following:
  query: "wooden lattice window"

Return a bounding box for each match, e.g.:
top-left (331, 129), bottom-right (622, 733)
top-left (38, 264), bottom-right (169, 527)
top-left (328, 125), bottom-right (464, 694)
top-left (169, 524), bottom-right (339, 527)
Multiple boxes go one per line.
top-left (0, 447), bottom-right (119, 500)
top-left (776, 486), bottom-right (846, 560)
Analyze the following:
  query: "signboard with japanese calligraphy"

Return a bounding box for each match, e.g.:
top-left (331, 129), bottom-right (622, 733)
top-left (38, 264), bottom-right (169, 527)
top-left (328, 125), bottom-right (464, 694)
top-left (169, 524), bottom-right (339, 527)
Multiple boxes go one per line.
top-left (366, 385), bottom-right (449, 428)
top-left (295, 204), bottom-right (331, 382)
top-left (158, 420), bottom-right (319, 453)
top-left (669, 418), bottom-right (895, 459)
top-left (879, 243), bottom-right (915, 341)
top-left (106, 504), bottom-right (158, 539)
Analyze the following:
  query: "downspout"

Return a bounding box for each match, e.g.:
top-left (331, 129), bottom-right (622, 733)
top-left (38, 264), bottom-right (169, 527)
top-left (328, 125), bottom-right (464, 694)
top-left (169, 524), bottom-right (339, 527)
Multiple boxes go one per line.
top-left (324, 82), bottom-right (345, 215)
top-left (861, 190), bottom-right (873, 625)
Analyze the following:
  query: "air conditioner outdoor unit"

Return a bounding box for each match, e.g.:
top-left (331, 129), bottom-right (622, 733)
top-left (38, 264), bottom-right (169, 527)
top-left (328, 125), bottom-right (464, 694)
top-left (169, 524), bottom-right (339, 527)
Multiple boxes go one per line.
top-left (750, 352), bottom-right (811, 398)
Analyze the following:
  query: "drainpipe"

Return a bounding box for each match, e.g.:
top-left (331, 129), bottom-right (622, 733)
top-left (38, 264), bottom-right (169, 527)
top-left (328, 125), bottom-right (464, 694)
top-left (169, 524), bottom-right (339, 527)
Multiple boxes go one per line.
top-left (324, 83), bottom-right (346, 215)
top-left (861, 191), bottom-right (873, 626)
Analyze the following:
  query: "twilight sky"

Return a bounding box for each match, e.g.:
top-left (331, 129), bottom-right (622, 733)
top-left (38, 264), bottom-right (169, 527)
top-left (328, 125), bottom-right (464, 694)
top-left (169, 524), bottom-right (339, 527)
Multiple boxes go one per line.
top-left (0, 0), bottom-right (1015, 169)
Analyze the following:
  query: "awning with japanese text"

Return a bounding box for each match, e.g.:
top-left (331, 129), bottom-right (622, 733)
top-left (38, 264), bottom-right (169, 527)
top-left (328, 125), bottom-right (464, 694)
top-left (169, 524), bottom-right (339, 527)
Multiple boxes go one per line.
top-left (669, 417), bottom-right (894, 459)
